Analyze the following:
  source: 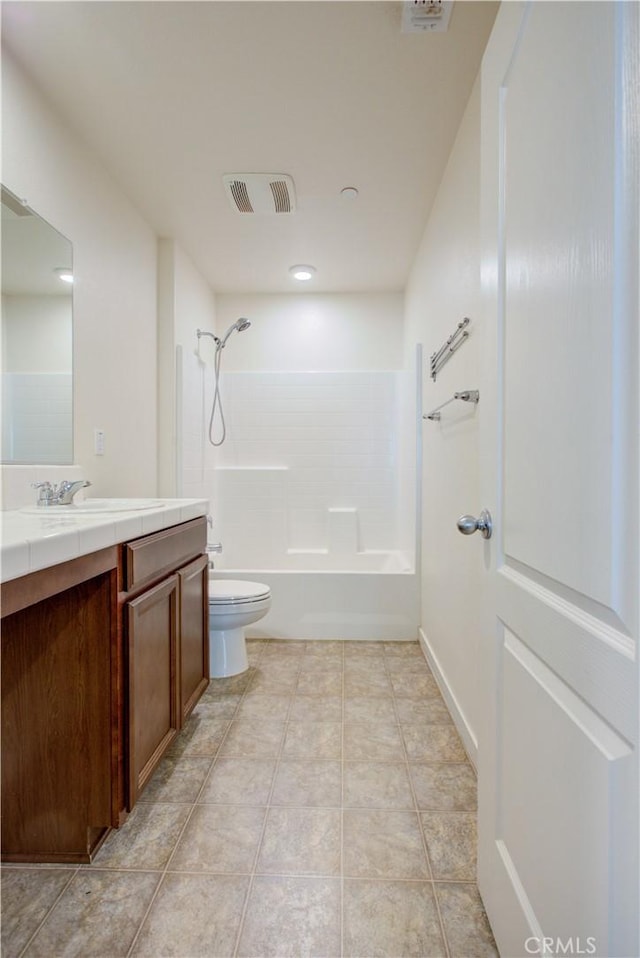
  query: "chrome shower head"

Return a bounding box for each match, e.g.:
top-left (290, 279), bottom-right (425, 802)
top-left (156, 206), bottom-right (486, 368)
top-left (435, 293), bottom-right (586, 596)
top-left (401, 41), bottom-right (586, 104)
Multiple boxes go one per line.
top-left (221, 318), bottom-right (251, 346)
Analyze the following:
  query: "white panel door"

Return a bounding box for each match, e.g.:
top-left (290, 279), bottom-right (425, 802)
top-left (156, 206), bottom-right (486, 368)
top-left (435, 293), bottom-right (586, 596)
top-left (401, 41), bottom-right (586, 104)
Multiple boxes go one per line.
top-left (478, 3), bottom-right (639, 956)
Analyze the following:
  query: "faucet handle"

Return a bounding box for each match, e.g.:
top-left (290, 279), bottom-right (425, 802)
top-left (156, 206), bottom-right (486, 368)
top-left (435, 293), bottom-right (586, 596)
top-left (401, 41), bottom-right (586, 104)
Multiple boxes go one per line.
top-left (31, 481), bottom-right (55, 505)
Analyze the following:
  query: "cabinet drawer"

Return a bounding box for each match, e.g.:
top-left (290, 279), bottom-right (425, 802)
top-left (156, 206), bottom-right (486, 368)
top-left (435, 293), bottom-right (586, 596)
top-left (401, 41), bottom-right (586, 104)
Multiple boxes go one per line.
top-left (123, 517), bottom-right (206, 591)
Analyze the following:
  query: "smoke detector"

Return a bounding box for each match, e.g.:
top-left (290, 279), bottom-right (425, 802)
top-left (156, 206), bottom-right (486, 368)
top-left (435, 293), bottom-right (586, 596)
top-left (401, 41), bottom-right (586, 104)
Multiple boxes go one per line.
top-left (401, 1), bottom-right (453, 34)
top-left (222, 173), bottom-right (296, 214)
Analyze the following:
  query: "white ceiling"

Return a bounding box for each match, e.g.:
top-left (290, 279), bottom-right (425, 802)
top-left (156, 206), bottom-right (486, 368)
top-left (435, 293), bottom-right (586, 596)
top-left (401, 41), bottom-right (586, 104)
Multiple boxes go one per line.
top-left (1, 1), bottom-right (498, 294)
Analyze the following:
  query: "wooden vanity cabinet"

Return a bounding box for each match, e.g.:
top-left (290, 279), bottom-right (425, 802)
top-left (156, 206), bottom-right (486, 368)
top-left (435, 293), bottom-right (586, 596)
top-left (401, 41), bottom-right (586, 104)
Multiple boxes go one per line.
top-left (1, 548), bottom-right (119, 863)
top-left (121, 518), bottom-right (208, 809)
top-left (1, 514), bottom-right (209, 862)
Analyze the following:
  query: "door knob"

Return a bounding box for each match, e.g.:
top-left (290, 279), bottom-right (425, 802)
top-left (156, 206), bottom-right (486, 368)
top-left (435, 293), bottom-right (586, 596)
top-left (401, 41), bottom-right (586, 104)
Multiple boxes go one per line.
top-left (457, 509), bottom-right (493, 539)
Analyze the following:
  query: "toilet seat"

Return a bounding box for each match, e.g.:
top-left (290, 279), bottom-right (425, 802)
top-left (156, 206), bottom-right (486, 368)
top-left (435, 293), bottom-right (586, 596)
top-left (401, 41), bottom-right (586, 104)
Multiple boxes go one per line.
top-left (209, 579), bottom-right (271, 605)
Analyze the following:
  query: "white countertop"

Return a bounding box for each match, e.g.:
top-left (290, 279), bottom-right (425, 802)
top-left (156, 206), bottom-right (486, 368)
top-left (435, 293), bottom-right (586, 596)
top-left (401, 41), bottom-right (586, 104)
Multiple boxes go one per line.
top-left (1, 498), bottom-right (209, 583)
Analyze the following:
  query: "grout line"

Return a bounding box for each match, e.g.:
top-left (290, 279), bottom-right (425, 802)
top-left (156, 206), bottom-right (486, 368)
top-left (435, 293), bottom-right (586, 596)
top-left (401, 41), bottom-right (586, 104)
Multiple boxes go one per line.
top-left (231, 642), bottom-right (299, 958)
top-left (6, 641), bottom-right (481, 958)
top-left (16, 865), bottom-right (80, 958)
top-left (126, 668), bottom-right (254, 958)
top-left (393, 649), bottom-right (453, 958)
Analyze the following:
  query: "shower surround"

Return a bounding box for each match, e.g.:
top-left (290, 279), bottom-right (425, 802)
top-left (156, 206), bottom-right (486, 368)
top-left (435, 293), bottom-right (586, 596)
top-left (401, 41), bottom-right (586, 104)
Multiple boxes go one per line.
top-left (179, 361), bottom-right (419, 640)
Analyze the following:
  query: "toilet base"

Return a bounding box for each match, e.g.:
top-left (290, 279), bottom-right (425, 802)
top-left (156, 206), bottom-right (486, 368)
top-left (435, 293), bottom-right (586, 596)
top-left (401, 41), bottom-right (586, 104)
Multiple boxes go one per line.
top-left (209, 626), bottom-right (249, 678)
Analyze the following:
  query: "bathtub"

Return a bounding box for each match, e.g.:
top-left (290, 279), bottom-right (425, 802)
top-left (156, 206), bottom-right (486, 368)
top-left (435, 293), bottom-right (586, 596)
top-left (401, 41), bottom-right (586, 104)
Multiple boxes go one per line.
top-left (210, 550), bottom-right (419, 641)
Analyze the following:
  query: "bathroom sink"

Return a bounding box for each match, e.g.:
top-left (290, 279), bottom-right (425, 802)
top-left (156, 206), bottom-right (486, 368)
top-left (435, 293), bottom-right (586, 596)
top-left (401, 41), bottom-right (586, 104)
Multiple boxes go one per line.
top-left (22, 498), bottom-right (165, 514)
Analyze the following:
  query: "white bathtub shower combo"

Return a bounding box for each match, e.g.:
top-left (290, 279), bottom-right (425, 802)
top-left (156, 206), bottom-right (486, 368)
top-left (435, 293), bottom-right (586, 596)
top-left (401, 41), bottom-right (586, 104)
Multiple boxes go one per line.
top-left (180, 350), bottom-right (421, 664)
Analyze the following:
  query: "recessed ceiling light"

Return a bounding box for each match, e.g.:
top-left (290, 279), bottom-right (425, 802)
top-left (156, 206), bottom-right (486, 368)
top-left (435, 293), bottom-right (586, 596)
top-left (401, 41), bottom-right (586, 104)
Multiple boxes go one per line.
top-left (289, 265), bottom-right (316, 282)
top-left (54, 267), bottom-right (73, 284)
top-left (340, 187), bottom-right (359, 199)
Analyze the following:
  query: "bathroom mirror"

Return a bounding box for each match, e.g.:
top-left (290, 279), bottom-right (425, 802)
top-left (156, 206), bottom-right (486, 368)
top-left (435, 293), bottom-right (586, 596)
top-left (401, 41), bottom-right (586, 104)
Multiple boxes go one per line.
top-left (1, 186), bottom-right (73, 464)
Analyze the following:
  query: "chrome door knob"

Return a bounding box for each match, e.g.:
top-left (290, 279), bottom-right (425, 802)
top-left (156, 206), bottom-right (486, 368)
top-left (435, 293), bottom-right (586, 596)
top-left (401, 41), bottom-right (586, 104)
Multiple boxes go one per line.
top-left (457, 509), bottom-right (493, 539)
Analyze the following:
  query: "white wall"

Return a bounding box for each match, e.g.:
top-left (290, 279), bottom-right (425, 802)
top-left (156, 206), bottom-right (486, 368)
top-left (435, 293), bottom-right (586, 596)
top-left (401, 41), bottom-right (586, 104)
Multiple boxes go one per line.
top-left (404, 77), bottom-right (483, 762)
top-left (2, 52), bottom-right (158, 496)
top-left (157, 239), bottom-right (217, 497)
top-left (215, 293), bottom-right (404, 370)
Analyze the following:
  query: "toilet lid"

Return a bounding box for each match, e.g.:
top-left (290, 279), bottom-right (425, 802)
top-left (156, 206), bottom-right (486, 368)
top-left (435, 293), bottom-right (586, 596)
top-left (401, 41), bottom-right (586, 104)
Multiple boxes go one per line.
top-left (210, 579), bottom-right (271, 604)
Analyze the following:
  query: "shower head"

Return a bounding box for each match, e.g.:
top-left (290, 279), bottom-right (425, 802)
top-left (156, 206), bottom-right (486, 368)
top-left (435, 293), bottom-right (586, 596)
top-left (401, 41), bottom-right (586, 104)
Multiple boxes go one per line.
top-left (221, 317), bottom-right (251, 346)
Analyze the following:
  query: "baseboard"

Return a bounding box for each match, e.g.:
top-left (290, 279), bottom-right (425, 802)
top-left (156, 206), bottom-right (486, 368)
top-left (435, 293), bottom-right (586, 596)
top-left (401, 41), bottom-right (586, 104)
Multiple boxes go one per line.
top-left (418, 627), bottom-right (478, 770)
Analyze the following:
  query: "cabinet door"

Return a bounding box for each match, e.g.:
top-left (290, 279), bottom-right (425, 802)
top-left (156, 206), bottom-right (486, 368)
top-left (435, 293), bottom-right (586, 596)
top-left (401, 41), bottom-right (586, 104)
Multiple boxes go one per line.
top-left (127, 575), bottom-right (179, 809)
top-left (1, 570), bottom-right (116, 862)
top-left (178, 554), bottom-right (209, 724)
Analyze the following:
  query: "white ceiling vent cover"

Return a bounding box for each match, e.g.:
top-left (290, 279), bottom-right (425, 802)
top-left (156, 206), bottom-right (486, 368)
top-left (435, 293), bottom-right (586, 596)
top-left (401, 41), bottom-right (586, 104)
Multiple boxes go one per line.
top-left (401, 1), bottom-right (453, 33)
top-left (223, 173), bottom-right (296, 214)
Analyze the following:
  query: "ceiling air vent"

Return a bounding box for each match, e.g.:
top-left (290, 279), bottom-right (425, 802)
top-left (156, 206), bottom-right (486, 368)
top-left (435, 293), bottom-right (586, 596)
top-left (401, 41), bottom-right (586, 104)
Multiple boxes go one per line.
top-left (223, 173), bottom-right (296, 214)
top-left (401, 0), bottom-right (453, 33)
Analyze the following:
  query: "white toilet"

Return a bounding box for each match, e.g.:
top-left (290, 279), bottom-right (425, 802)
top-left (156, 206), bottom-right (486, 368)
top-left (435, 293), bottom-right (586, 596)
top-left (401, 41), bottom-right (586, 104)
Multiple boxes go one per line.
top-left (208, 578), bottom-right (271, 678)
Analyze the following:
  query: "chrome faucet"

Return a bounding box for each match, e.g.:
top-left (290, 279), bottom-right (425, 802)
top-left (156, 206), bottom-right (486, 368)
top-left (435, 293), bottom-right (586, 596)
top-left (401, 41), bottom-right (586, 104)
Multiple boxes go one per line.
top-left (31, 480), bottom-right (92, 506)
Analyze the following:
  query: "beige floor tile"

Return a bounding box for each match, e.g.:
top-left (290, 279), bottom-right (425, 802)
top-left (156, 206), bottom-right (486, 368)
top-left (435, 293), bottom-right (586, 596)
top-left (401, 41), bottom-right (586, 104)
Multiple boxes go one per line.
top-left (303, 640), bottom-right (344, 657)
top-left (165, 715), bottom-right (230, 759)
top-left (198, 757), bottom-right (276, 805)
top-left (236, 692), bottom-right (292, 721)
top-left (421, 812), bottom-right (477, 880)
top-left (402, 724), bottom-right (468, 762)
top-left (344, 640), bottom-right (385, 657)
top-left (130, 872), bottom-right (249, 956)
top-left (343, 696), bottom-right (397, 724)
top-left (208, 670), bottom-right (255, 695)
top-left (1, 867), bottom-right (76, 957)
top-left (436, 882), bottom-right (499, 957)
top-left (296, 671), bottom-right (343, 696)
top-left (343, 670), bottom-right (393, 697)
top-left (170, 804), bottom-right (266, 874)
top-left (191, 693), bottom-right (242, 718)
top-left (219, 719), bottom-right (286, 758)
top-left (138, 755), bottom-right (211, 804)
top-left (383, 641), bottom-right (422, 656)
top-left (390, 672), bottom-right (441, 698)
top-left (283, 720), bottom-right (343, 759)
top-left (289, 693), bottom-right (343, 722)
top-left (410, 763), bottom-right (477, 811)
top-left (248, 671), bottom-right (299, 694)
top-left (343, 879), bottom-right (446, 957)
top-left (395, 695), bottom-right (453, 722)
top-left (385, 655), bottom-right (432, 674)
top-left (301, 653), bottom-right (344, 672)
top-left (91, 803), bottom-right (191, 870)
top-left (344, 761), bottom-right (414, 809)
top-left (256, 655), bottom-right (302, 677)
top-left (3, 639), bottom-right (492, 958)
top-left (262, 639), bottom-right (308, 654)
top-left (344, 658), bottom-right (387, 676)
top-left (344, 722), bottom-right (404, 761)
top-left (237, 875), bottom-right (341, 957)
top-left (257, 807), bottom-right (341, 875)
top-left (271, 760), bottom-right (342, 807)
top-left (343, 809), bottom-right (430, 879)
top-left (24, 870), bottom-right (159, 957)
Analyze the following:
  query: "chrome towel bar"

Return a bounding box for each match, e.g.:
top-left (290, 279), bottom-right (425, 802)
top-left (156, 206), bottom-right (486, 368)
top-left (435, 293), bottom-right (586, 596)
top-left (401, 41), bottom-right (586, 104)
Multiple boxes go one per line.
top-left (430, 317), bottom-right (470, 381)
top-left (424, 390), bottom-right (479, 422)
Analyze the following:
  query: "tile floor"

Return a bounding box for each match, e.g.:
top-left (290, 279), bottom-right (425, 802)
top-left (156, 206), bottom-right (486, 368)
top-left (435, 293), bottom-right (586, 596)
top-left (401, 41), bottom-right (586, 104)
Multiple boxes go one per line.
top-left (1, 639), bottom-right (498, 958)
